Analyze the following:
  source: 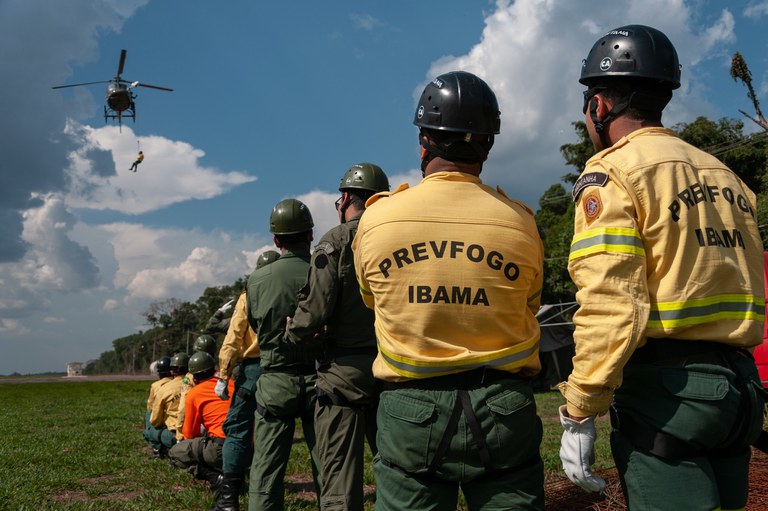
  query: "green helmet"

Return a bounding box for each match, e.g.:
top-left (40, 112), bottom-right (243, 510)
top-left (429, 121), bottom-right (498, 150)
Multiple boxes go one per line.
top-left (580, 25), bottom-right (681, 89)
top-left (269, 198), bottom-right (314, 235)
top-left (188, 351), bottom-right (215, 375)
top-left (170, 352), bottom-right (190, 372)
top-left (256, 250), bottom-right (280, 269)
top-left (193, 335), bottom-right (217, 355)
top-left (339, 163), bottom-right (390, 194)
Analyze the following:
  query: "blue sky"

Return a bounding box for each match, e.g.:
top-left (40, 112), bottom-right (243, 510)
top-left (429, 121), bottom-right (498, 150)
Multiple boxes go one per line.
top-left (1, 0), bottom-right (767, 374)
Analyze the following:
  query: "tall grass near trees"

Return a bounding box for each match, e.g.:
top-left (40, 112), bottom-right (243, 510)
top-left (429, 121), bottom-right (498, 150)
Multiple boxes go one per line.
top-left (0, 379), bottom-right (613, 510)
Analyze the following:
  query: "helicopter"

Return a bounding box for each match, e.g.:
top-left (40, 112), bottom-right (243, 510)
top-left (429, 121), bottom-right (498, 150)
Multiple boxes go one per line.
top-left (52, 49), bottom-right (173, 128)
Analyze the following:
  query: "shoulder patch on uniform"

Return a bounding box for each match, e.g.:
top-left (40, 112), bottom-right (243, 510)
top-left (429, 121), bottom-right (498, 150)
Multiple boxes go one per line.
top-left (582, 189), bottom-right (603, 224)
top-left (572, 172), bottom-right (609, 202)
top-left (314, 253), bottom-right (329, 269)
top-left (365, 183), bottom-right (409, 208)
top-left (314, 241), bottom-right (335, 255)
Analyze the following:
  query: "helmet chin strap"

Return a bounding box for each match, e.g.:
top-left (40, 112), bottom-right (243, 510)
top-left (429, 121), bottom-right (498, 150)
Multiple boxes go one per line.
top-left (589, 95), bottom-right (630, 149)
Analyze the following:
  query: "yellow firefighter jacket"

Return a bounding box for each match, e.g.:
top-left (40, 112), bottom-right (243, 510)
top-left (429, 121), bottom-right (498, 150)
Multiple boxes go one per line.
top-left (352, 170), bottom-right (544, 382)
top-left (560, 127), bottom-right (765, 417)
top-left (149, 375), bottom-right (185, 439)
top-left (146, 376), bottom-right (171, 412)
top-left (217, 291), bottom-right (259, 380)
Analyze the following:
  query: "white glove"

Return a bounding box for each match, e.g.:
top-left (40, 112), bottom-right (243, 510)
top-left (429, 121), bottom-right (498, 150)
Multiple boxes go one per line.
top-left (559, 405), bottom-right (606, 493)
top-left (217, 299), bottom-right (235, 315)
top-left (214, 378), bottom-right (229, 400)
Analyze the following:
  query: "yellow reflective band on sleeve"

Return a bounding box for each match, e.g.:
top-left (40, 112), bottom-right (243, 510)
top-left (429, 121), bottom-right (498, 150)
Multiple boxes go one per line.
top-left (356, 275), bottom-right (373, 296)
top-left (569, 227), bottom-right (645, 261)
top-left (648, 294), bottom-right (766, 329)
top-left (378, 335), bottom-right (540, 379)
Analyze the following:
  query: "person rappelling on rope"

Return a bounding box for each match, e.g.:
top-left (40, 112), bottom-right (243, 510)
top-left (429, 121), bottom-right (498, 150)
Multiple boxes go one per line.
top-left (129, 150), bottom-right (144, 172)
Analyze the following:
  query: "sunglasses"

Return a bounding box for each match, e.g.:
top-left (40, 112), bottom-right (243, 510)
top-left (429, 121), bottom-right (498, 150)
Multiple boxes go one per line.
top-left (582, 87), bottom-right (606, 114)
top-left (335, 196), bottom-right (343, 210)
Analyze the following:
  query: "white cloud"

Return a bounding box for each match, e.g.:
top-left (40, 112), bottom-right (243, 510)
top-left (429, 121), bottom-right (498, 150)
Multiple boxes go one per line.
top-left (388, 168), bottom-right (423, 189)
top-left (350, 13), bottom-right (381, 31)
top-left (103, 299), bottom-right (119, 311)
top-left (126, 246), bottom-right (222, 300)
top-left (744, 2), bottom-right (768, 18)
top-left (63, 123), bottom-right (257, 214)
top-left (412, 0), bottom-right (740, 205)
top-left (0, 319), bottom-right (28, 335)
top-left (295, 190), bottom-right (340, 242)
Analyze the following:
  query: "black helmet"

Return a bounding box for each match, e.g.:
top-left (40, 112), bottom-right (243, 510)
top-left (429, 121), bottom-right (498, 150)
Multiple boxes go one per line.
top-left (269, 199), bottom-right (314, 235)
top-left (156, 356), bottom-right (171, 377)
top-left (188, 351), bottom-right (215, 375)
top-left (256, 250), bottom-right (280, 269)
top-left (414, 71), bottom-right (500, 135)
top-left (339, 163), bottom-right (390, 194)
top-left (170, 352), bottom-right (190, 373)
top-left (193, 335), bottom-right (217, 355)
top-left (580, 25), bottom-right (681, 89)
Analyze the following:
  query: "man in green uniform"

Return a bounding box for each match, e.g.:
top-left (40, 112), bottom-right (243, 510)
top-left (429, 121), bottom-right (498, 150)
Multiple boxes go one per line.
top-left (246, 198), bottom-right (321, 511)
top-left (210, 250), bottom-right (280, 511)
top-left (559, 25), bottom-right (765, 510)
top-left (353, 71), bottom-right (545, 510)
top-left (205, 298), bottom-right (236, 335)
top-left (285, 163), bottom-right (389, 511)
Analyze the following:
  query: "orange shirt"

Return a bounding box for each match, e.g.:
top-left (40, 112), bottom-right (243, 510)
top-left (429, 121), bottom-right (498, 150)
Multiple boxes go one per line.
top-left (181, 376), bottom-right (234, 439)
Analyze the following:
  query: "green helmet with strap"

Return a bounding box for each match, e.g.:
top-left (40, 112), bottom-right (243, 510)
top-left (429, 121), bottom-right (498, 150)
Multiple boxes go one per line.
top-left (188, 351), bottom-right (215, 375)
top-left (269, 199), bottom-right (314, 235)
top-left (339, 163), bottom-right (390, 194)
top-left (193, 335), bottom-right (217, 355)
top-left (256, 250), bottom-right (280, 269)
top-left (170, 352), bottom-right (190, 372)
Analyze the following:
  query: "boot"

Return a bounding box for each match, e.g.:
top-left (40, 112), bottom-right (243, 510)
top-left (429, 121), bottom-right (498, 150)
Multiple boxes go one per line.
top-left (196, 465), bottom-right (224, 495)
top-left (208, 473), bottom-right (241, 511)
top-left (149, 445), bottom-right (168, 460)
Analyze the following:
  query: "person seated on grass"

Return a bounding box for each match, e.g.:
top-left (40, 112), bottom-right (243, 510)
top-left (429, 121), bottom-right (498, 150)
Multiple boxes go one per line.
top-left (142, 356), bottom-right (172, 448)
top-left (168, 351), bottom-right (234, 494)
top-left (146, 352), bottom-right (189, 459)
top-left (177, 335), bottom-right (219, 435)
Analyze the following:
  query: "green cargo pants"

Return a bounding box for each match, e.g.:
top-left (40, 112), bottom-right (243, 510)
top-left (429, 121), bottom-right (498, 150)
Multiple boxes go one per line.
top-left (221, 359), bottom-right (262, 474)
top-left (374, 371), bottom-right (544, 511)
top-left (248, 370), bottom-right (322, 511)
top-left (314, 353), bottom-right (379, 511)
top-left (611, 341), bottom-right (765, 511)
top-left (168, 436), bottom-right (224, 478)
top-left (143, 412), bottom-right (177, 450)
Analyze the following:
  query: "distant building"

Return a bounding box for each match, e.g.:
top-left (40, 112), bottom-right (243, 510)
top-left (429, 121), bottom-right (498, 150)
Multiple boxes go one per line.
top-left (67, 362), bottom-right (83, 377)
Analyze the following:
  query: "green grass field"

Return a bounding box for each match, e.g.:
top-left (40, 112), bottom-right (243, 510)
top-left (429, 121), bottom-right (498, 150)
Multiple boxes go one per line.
top-left (0, 380), bottom-right (614, 510)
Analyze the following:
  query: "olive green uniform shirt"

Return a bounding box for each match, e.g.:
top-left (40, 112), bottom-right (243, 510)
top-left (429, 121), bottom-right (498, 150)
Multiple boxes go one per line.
top-left (247, 248), bottom-right (317, 369)
top-left (285, 213), bottom-right (377, 398)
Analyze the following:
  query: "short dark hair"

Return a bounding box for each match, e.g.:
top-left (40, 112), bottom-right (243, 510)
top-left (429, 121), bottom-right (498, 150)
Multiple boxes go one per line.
top-left (597, 77), bottom-right (672, 122)
top-left (275, 231), bottom-right (311, 246)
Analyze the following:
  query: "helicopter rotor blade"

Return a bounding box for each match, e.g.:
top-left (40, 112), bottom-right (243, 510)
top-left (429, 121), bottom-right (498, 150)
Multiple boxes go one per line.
top-left (117, 49), bottom-right (127, 77)
top-left (52, 80), bottom-right (110, 89)
top-left (134, 82), bottom-right (174, 92)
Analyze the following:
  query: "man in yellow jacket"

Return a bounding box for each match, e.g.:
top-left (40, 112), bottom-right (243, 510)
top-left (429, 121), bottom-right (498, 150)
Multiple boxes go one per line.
top-left (353, 71), bottom-right (545, 510)
top-left (559, 24), bottom-right (765, 511)
top-left (148, 352), bottom-right (189, 458)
